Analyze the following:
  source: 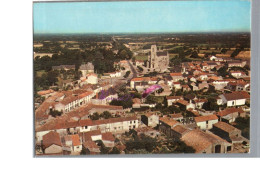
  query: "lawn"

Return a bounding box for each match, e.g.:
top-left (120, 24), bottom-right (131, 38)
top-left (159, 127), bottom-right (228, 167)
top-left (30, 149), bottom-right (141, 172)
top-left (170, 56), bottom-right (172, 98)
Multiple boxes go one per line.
top-left (135, 55), bottom-right (148, 61)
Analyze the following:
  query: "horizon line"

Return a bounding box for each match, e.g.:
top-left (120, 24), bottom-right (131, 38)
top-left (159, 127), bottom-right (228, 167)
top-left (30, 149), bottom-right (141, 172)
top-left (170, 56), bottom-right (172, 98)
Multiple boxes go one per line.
top-left (34, 31), bottom-right (251, 35)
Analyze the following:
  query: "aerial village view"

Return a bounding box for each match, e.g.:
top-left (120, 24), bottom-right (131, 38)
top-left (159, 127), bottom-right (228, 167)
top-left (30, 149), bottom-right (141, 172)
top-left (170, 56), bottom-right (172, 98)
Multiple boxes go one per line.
top-left (34, 1), bottom-right (251, 156)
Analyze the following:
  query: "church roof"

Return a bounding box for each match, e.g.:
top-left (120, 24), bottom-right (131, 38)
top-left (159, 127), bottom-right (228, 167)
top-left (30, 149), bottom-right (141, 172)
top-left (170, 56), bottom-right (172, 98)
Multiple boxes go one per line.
top-left (156, 51), bottom-right (168, 56)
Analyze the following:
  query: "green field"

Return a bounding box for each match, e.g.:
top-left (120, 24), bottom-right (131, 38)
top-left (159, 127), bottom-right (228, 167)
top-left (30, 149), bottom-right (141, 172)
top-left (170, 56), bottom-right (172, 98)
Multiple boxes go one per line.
top-left (36, 70), bottom-right (46, 77)
top-left (135, 55), bottom-right (148, 61)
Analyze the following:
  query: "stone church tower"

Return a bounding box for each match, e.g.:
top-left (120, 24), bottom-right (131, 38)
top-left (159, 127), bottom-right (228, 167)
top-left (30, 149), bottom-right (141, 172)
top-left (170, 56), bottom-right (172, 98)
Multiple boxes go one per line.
top-left (150, 45), bottom-right (157, 69)
top-left (148, 45), bottom-right (169, 72)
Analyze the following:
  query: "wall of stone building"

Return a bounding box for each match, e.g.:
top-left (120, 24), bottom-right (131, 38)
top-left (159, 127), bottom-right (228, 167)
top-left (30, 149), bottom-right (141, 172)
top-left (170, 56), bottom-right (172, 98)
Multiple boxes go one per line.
top-left (197, 119), bottom-right (218, 130)
top-left (227, 99), bottom-right (245, 107)
top-left (103, 140), bottom-right (115, 148)
top-left (45, 144), bottom-right (63, 154)
top-left (148, 115), bottom-right (159, 128)
top-left (212, 127), bottom-right (231, 142)
top-left (73, 145), bottom-right (82, 152)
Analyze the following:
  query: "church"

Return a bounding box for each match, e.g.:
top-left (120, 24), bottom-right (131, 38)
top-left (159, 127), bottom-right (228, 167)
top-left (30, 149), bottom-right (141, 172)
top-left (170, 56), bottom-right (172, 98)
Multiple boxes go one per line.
top-left (147, 45), bottom-right (169, 72)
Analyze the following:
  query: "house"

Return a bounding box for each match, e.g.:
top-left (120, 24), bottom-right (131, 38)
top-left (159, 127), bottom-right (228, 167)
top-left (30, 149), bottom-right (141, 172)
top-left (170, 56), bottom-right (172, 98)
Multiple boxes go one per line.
top-left (227, 60), bottom-right (246, 68)
top-left (52, 65), bottom-right (75, 71)
top-left (181, 129), bottom-right (232, 153)
top-left (226, 82), bottom-right (238, 91)
top-left (173, 82), bottom-right (182, 90)
top-left (130, 77), bottom-right (150, 90)
top-left (210, 56), bottom-right (224, 62)
top-left (217, 107), bottom-right (245, 123)
top-left (170, 73), bottom-right (183, 82)
top-left (182, 84), bottom-right (191, 92)
top-left (230, 71), bottom-right (246, 78)
top-left (37, 89), bottom-right (55, 98)
top-left (55, 91), bottom-right (95, 113)
top-left (193, 99), bottom-right (207, 109)
top-left (42, 131), bottom-right (63, 154)
top-left (81, 130), bottom-right (102, 142)
top-left (176, 100), bottom-right (195, 110)
top-left (63, 134), bottom-right (82, 152)
top-left (104, 71), bottom-right (121, 78)
top-left (159, 117), bottom-right (180, 137)
top-left (170, 125), bottom-right (191, 140)
top-left (198, 82), bottom-right (209, 90)
top-left (92, 88), bottom-right (118, 105)
top-left (190, 84), bottom-right (199, 91)
top-left (236, 81), bottom-right (250, 92)
top-left (212, 122), bottom-right (247, 144)
top-left (36, 116), bottom-right (139, 141)
top-left (102, 132), bottom-right (115, 147)
top-left (184, 94), bottom-right (197, 103)
top-left (141, 113), bottom-right (159, 128)
top-left (166, 96), bottom-right (182, 106)
top-left (135, 60), bottom-right (144, 66)
top-left (79, 62), bottom-right (94, 76)
top-left (194, 115), bottom-right (218, 130)
top-left (219, 91), bottom-right (249, 107)
top-left (86, 73), bottom-right (98, 84)
top-left (169, 113), bottom-right (183, 122)
top-left (132, 98), bottom-right (141, 108)
top-left (119, 60), bottom-right (129, 69)
top-left (82, 141), bottom-right (101, 155)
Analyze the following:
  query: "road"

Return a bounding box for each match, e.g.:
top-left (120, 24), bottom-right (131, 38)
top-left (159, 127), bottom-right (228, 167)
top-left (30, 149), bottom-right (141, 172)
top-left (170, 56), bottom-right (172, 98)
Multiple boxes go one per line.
top-left (127, 60), bottom-right (138, 80)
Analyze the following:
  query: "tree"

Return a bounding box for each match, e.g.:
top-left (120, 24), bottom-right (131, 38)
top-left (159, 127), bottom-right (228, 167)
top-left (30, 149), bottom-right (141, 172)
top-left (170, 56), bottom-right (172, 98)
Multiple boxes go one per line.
top-left (80, 148), bottom-right (87, 155)
top-left (109, 147), bottom-right (120, 154)
top-left (235, 117), bottom-right (250, 139)
top-left (46, 71), bottom-right (59, 86)
top-left (102, 111), bottom-right (112, 119)
top-left (202, 97), bottom-right (219, 111)
top-left (89, 112), bottom-right (100, 120)
top-left (49, 110), bottom-right (62, 117)
top-left (137, 66), bottom-right (144, 72)
top-left (217, 65), bottom-right (228, 77)
top-left (124, 71), bottom-right (130, 78)
top-left (110, 99), bottom-right (133, 109)
top-left (190, 51), bottom-right (199, 58)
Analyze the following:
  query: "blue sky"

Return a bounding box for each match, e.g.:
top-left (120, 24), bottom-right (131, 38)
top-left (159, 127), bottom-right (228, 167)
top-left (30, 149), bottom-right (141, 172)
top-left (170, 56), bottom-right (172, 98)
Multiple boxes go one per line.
top-left (33, 1), bottom-right (251, 34)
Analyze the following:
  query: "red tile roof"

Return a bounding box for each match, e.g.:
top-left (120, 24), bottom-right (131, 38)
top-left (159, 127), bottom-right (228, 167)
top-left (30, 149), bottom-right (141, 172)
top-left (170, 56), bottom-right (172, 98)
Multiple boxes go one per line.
top-left (181, 129), bottom-right (228, 153)
top-left (194, 115), bottom-right (218, 123)
top-left (172, 125), bottom-right (190, 135)
top-left (217, 107), bottom-right (244, 117)
top-left (160, 117), bottom-right (179, 127)
top-left (36, 116), bottom-right (138, 132)
top-left (213, 122), bottom-right (240, 133)
top-left (37, 89), bottom-right (54, 96)
top-left (170, 73), bottom-right (182, 76)
top-left (82, 130), bottom-right (102, 142)
top-left (82, 141), bottom-right (100, 150)
top-left (70, 134), bottom-right (81, 146)
top-left (102, 132), bottom-right (115, 142)
top-left (166, 96), bottom-right (182, 100)
top-left (42, 131), bottom-right (62, 149)
top-left (223, 91), bottom-right (249, 101)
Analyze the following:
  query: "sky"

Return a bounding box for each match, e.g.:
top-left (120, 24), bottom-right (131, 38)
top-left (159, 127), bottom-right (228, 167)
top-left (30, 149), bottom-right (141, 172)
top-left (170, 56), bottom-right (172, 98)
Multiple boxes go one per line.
top-left (33, 1), bottom-right (251, 34)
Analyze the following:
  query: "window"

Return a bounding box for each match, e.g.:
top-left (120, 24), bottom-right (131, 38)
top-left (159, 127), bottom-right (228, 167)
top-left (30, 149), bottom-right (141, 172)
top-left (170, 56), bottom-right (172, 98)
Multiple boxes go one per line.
top-left (85, 126), bottom-right (88, 129)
